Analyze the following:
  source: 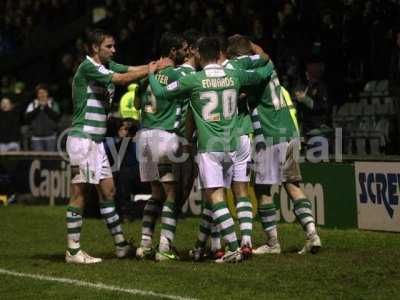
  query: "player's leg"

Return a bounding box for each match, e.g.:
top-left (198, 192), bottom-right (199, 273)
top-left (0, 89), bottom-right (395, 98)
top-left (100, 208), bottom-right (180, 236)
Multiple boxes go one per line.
top-left (136, 129), bottom-right (163, 258)
top-left (253, 183), bottom-right (281, 254)
top-left (96, 146), bottom-right (131, 258)
top-left (232, 135), bottom-right (253, 255)
top-left (156, 131), bottom-right (180, 261)
top-left (157, 163), bottom-right (179, 260)
top-left (190, 195), bottom-right (213, 261)
top-left (253, 145), bottom-right (281, 255)
top-left (137, 181), bottom-right (163, 257)
top-left (65, 136), bottom-right (101, 264)
top-left (282, 138), bottom-right (321, 254)
top-left (199, 152), bottom-right (241, 263)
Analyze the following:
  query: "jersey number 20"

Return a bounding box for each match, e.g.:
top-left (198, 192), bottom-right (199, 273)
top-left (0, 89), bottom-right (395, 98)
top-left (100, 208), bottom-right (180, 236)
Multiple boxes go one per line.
top-left (200, 89), bottom-right (237, 122)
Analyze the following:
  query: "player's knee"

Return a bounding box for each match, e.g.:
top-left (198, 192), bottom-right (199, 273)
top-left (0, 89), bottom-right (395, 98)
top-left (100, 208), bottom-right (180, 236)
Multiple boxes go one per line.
top-left (254, 184), bottom-right (272, 198)
top-left (158, 163), bottom-right (175, 183)
top-left (102, 186), bottom-right (116, 201)
top-left (284, 181), bottom-right (305, 200)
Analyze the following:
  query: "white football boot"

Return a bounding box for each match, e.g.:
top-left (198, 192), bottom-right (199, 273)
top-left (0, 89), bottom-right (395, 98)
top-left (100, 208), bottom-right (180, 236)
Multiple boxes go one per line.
top-left (215, 248), bottom-right (242, 263)
top-left (65, 250), bottom-right (102, 264)
top-left (298, 234), bottom-right (322, 255)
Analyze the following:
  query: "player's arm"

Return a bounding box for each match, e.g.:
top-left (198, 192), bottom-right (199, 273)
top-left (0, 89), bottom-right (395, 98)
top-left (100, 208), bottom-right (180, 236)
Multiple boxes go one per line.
top-left (110, 58), bottom-right (173, 85)
top-left (250, 41), bottom-right (269, 61)
top-left (236, 63), bottom-right (274, 88)
top-left (148, 64), bottom-right (192, 100)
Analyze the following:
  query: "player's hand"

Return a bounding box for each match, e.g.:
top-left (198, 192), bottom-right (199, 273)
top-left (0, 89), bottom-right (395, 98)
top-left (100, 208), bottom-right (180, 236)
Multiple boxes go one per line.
top-left (148, 61), bottom-right (158, 74)
top-left (157, 57), bottom-right (174, 70)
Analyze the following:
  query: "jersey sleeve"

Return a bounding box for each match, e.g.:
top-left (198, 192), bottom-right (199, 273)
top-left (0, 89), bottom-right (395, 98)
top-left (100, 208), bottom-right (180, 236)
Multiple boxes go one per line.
top-left (109, 60), bottom-right (129, 73)
top-left (83, 62), bottom-right (113, 85)
top-left (233, 60), bottom-right (274, 87)
top-left (149, 74), bottom-right (193, 100)
top-left (236, 54), bottom-right (269, 69)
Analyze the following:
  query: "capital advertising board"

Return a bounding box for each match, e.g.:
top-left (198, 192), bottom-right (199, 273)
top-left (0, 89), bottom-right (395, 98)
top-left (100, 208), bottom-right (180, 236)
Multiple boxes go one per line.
top-left (355, 162), bottom-right (400, 232)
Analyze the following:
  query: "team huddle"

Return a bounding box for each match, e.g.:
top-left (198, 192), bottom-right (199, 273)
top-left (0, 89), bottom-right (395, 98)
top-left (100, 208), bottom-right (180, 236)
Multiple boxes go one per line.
top-left (64, 28), bottom-right (321, 264)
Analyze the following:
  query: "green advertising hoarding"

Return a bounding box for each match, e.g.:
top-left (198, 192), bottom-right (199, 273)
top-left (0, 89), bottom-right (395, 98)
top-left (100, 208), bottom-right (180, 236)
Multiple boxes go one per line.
top-left (223, 162), bottom-right (357, 229)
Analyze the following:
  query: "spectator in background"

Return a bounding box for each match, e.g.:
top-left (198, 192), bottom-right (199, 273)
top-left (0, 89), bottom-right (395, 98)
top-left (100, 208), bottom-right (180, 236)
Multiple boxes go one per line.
top-left (119, 83), bottom-right (140, 121)
top-left (293, 61), bottom-right (331, 136)
top-left (25, 84), bottom-right (60, 151)
top-left (0, 97), bottom-right (21, 152)
top-left (105, 119), bottom-right (147, 221)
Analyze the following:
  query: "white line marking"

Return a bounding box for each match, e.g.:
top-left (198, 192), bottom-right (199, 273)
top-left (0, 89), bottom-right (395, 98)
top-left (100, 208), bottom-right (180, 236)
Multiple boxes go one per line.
top-left (0, 268), bottom-right (198, 300)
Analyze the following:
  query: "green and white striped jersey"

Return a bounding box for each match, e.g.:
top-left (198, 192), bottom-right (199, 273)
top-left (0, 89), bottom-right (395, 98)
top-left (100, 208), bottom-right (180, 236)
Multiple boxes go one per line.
top-left (149, 63), bottom-right (274, 152)
top-left (69, 56), bottom-right (128, 142)
top-left (138, 66), bottom-right (181, 131)
top-left (221, 54), bottom-right (269, 136)
top-left (247, 61), bottom-right (299, 146)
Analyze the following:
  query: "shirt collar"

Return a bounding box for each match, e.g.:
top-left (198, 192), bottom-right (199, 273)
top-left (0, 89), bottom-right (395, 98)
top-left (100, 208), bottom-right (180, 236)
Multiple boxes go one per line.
top-left (204, 63), bottom-right (223, 69)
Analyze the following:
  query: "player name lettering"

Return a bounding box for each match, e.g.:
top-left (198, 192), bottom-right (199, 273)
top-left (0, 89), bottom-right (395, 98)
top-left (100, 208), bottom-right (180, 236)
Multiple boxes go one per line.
top-left (155, 74), bottom-right (169, 85)
top-left (202, 77), bottom-right (234, 88)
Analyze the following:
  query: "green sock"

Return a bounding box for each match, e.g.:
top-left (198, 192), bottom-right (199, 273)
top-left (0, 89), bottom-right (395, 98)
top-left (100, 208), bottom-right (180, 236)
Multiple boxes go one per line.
top-left (99, 201), bottom-right (127, 247)
top-left (212, 201), bottom-right (239, 252)
top-left (160, 199), bottom-right (177, 252)
top-left (66, 206), bottom-right (82, 255)
top-left (236, 197), bottom-right (253, 247)
top-left (258, 203), bottom-right (278, 244)
top-left (293, 198), bottom-right (316, 235)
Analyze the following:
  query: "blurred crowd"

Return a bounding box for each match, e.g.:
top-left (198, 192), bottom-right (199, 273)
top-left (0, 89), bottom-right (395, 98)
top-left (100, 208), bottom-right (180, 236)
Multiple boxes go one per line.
top-left (1, 0), bottom-right (400, 154)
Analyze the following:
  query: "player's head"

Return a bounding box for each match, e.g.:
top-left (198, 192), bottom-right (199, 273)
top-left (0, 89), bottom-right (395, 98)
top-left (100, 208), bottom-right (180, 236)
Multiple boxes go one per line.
top-left (216, 35), bottom-right (228, 62)
top-left (227, 34), bottom-right (253, 58)
top-left (160, 32), bottom-right (187, 65)
top-left (87, 28), bottom-right (115, 64)
top-left (197, 36), bottom-right (220, 66)
top-left (183, 29), bottom-right (201, 58)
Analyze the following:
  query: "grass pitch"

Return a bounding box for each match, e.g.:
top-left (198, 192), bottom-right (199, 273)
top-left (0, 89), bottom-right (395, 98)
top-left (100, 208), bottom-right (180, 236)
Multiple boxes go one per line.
top-left (0, 205), bottom-right (399, 300)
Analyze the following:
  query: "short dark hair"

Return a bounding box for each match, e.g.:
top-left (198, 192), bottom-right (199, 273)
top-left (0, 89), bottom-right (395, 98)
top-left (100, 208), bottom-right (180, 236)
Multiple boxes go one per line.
top-left (35, 83), bottom-right (49, 94)
top-left (86, 28), bottom-right (113, 54)
top-left (227, 34), bottom-right (252, 58)
top-left (183, 29), bottom-right (201, 49)
top-left (216, 35), bottom-right (228, 53)
top-left (198, 36), bottom-right (220, 62)
top-left (159, 32), bottom-right (184, 57)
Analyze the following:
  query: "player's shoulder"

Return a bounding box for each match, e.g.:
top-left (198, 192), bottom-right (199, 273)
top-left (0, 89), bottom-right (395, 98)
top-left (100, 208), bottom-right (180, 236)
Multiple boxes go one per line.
top-left (79, 56), bottom-right (113, 75)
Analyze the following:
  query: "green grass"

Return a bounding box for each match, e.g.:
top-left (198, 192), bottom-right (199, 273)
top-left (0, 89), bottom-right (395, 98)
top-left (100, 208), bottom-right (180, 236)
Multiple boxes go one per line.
top-left (0, 205), bottom-right (399, 300)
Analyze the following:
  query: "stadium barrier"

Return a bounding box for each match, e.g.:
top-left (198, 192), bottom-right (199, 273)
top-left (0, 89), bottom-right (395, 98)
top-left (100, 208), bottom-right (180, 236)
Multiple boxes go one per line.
top-left (0, 152), bottom-right (399, 231)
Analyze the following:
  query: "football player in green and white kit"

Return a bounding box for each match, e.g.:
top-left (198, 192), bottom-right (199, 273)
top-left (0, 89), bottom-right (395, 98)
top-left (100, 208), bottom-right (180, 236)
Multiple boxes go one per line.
top-left (135, 32), bottom-right (188, 261)
top-left (173, 29), bottom-right (201, 207)
top-left (228, 35), bottom-right (322, 255)
top-left (191, 36), bottom-right (271, 260)
top-left (148, 37), bottom-right (274, 263)
top-left (65, 29), bottom-right (167, 264)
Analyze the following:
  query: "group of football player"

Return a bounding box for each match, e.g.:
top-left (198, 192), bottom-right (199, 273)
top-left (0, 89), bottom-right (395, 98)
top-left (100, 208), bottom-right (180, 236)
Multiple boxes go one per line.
top-left (133, 30), bottom-right (322, 263)
top-left (65, 28), bottom-right (321, 264)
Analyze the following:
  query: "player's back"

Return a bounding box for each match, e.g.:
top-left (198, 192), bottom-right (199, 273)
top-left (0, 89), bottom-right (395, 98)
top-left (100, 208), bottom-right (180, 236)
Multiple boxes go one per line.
top-left (139, 66), bottom-right (181, 132)
top-left (248, 66), bottom-right (299, 146)
top-left (185, 64), bottom-right (243, 153)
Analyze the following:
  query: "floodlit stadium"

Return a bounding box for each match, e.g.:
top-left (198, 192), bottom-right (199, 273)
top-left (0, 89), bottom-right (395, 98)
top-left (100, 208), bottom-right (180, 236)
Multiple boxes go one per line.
top-left (1, 1), bottom-right (400, 299)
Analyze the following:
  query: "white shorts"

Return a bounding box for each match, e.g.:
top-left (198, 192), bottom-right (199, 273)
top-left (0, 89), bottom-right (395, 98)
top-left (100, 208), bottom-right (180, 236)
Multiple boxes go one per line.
top-left (197, 151), bottom-right (236, 189)
top-left (136, 128), bottom-right (179, 182)
top-left (233, 135), bottom-right (251, 182)
top-left (66, 136), bottom-right (112, 184)
top-left (254, 138), bottom-right (302, 185)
